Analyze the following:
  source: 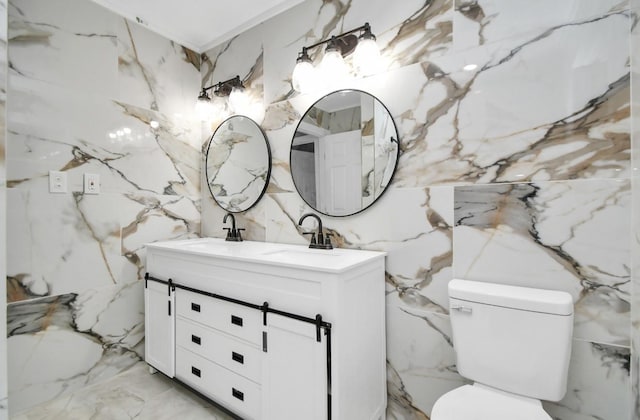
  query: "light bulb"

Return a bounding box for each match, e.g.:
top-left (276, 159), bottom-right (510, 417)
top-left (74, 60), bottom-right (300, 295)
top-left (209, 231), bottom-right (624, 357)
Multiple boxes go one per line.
top-left (319, 48), bottom-right (348, 83)
top-left (353, 37), bottom-right (381, 76)
top-left (292, 59), bottom-right (316, 94)
top-left (229, 86), bottom-right (250, 114)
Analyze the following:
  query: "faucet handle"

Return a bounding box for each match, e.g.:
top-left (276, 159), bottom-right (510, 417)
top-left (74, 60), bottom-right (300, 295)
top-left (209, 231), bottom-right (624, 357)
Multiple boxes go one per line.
top-left (324, 233), bottom-right (333, 249)
top-left (223, 227), bottom-right (232, 240)
top-left (236, 228), bottom-right (245, 242)
top-left (302, 231), bottom-right (317, 246)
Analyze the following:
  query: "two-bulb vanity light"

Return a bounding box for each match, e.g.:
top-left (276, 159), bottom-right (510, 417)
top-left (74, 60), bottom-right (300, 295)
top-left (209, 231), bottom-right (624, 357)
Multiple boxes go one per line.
top-left (292, 22), bottom-right (381, 94)
top-left (195, 75), bottom-right (249, 121)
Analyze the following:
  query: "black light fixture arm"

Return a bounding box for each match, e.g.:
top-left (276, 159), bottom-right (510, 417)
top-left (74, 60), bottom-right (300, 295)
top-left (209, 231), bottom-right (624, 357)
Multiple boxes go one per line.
top-left (199, 75), bottom-right (244, 98)
top-left (297, 22), bottom-right (373, 60)
top-left (301, 23), bottom-right (371, 52)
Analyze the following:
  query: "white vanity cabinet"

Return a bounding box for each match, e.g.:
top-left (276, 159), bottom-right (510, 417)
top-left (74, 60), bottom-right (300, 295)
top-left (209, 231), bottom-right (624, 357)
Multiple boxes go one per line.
top-left (144, 238), bottom-right (387, 420)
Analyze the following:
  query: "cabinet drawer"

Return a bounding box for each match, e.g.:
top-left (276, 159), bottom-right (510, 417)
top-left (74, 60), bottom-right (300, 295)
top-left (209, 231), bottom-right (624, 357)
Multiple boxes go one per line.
top-left (176, 347), bottom-right (261, 420)
top-left (176, 317), bottom-right (263, 384)
top-left (176, 289), bottom-right (262, 345)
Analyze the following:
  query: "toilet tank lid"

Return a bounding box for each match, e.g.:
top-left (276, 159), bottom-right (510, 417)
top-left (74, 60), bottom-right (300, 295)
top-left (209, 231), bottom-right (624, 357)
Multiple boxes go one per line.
top-left (449, 279), bottom-right (573, 315)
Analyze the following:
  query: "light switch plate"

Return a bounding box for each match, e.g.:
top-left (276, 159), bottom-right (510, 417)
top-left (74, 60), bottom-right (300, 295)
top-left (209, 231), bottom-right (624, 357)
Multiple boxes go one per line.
top-left (83, 173), bottom-right (100, 194)
top-left (48, 170), bottom-right (67, 193)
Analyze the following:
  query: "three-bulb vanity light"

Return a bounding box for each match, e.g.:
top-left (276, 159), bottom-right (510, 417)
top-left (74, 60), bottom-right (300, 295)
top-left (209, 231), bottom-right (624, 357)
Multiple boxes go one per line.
top-left (292, 22), bottom-right (381, 94)
top-left (195, 75), bottom-right (250, 121)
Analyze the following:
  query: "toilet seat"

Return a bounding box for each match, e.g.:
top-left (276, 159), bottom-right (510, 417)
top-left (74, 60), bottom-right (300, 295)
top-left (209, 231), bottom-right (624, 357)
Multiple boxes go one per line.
top-left (431, 384), bottom-right (552, 420)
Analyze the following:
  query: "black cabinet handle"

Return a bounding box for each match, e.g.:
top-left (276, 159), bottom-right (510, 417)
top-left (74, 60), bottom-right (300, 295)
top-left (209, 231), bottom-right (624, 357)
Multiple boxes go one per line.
top-left (232, 351), bottom-right (244, 364)
top-left (191, 303), bottom-right (200, 312)
top-left (191, 366), bottom-right (201, 377)
top-left (191, 335), bottom-right (201, 345)
top-left (232, 388), bottom-right (244, 401)
top-left (231, 315), bottom-right (243, 326)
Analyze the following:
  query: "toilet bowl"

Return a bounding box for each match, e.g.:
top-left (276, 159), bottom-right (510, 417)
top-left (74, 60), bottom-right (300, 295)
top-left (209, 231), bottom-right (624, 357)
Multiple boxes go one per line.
top-left (430, 279), bottom-right (573, 420)
top-left (431, 384), bottom-right (551, 420)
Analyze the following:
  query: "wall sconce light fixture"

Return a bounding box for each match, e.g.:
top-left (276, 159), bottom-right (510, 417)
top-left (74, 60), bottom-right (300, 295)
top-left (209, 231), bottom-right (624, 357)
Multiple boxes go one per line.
top-left (195, 75), bottom-right (249, 121)
top-left (292, 22), bottom-right (381, 94)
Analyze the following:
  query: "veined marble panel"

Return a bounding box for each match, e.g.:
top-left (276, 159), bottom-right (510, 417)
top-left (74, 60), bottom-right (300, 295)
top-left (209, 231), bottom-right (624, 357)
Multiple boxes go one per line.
top-left (6, 187), bottom-right (199, 302)
top-left (11, 363), bottom-right (235, 420)
top-left (264, 187), bottom-right (453, 313)
top-left (7, 282), bottom-right (144, 415)
top-left (453, 0), bottom-right (628, 52)
top-left (454, 179), bottom-right (630, 346)
top-left (386, 298), bottom-right (465, 419)
top-left (544, 340), bottom-right (630, 420)
top-left (261, 0), bottom-right (453, 104)
top-left (7, 78), bottom-right (200, 197)
top-left (396, 9), bottom-right (630, 186)
top-left (8, 0), bottom-right (117, 97)
top-left (117, 17), bottom-right (200, 118)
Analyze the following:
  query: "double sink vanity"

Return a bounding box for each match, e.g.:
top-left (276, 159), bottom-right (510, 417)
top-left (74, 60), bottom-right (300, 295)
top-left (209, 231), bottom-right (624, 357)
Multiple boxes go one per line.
top-left (144, 237), bottom-right (387, 420)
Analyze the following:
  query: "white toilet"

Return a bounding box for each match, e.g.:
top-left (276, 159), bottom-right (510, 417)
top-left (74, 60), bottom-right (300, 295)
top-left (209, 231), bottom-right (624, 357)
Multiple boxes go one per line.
top-left (431, 279), bottom-right (574, 420)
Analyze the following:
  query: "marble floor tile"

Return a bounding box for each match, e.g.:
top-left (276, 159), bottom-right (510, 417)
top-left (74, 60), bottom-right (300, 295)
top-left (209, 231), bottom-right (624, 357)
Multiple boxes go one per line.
top-left (11, 363), bottom-right (237, 420)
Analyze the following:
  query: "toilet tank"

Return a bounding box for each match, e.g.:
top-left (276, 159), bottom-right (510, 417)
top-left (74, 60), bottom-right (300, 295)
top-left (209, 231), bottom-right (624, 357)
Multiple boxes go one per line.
top-left (449, 279), bottom-right (573, 402)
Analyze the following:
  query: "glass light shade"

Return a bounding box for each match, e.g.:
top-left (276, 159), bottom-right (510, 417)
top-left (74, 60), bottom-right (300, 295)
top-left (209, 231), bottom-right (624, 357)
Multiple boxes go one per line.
top-left (319, 49), bottom-right (349, 82)
top-left (229, 86), bottom-right (250, 113)
top-left (292, 59), bottom-right (316, 93)
top-left (195, 97), bottom-right (214, 121)
top-left (353, 37), bottom-right (381, 76)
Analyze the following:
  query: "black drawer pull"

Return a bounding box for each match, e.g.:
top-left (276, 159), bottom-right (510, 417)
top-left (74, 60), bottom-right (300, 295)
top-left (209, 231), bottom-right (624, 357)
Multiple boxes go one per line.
top-left (231, 315), bottom-right (243, 326)
top-left (232, 388), bottom-right (244, 401)
top-left (191, 366), bottom-right (201, 377)
top-left (232, 351), bottom-right (244, 364)
top-left (191, 303), bottom-right (201, 312)
top-left (191, 335), bottom-right (201, 345)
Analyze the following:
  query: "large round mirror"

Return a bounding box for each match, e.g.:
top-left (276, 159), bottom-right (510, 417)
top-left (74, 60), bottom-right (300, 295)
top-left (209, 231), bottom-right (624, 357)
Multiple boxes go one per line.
top-left (205, 115), bottom-right (271, 213)
top-left (290, 89), bottom-right (399, 217)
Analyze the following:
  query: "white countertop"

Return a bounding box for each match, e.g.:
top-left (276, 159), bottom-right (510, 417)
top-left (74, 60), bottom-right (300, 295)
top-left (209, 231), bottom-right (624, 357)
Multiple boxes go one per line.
top-left (146, 237), bottom-right (386, 273)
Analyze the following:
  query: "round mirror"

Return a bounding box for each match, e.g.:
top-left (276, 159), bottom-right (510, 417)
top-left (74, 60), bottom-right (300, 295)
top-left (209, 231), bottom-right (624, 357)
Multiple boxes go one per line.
top-left (290, 89), bottom-right (399, 217)
top-left (205, 115), bottom-right (271, 213)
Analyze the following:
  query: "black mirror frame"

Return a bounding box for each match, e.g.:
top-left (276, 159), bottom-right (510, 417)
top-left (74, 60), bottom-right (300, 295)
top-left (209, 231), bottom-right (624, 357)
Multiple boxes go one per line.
top-left (205, 115), bottom-right (272, 214)
top-left (290, 89), bottom-right (400, 217)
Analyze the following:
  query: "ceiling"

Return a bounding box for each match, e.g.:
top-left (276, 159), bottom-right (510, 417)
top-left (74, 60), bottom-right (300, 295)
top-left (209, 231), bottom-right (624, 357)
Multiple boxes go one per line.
top-left (91, 0), bottom-right (305, 53)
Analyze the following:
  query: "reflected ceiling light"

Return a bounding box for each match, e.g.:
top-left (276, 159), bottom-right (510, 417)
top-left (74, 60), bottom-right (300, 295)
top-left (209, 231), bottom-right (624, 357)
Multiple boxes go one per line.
top-left (195, 75), bottom-right (248, 120)
top-left (463, 63), bottom-right (478, 71)
top-left (291, 22), bottom-right (381, 94)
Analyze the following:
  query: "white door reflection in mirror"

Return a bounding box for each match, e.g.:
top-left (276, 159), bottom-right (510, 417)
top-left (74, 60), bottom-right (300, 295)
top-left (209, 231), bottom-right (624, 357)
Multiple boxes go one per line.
top-left (290, 89), bottom-right (399, 217)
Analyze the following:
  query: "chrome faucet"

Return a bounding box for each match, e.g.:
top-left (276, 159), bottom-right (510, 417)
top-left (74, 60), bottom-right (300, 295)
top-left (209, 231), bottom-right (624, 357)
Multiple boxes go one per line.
top-left (223, 213), bottom-right (244, 242)
top-left (298, 213), bottom-right (333, 249)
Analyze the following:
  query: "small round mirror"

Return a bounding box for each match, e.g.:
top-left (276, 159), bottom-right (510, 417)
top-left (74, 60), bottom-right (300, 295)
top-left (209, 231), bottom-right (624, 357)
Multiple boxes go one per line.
top-left (205, 115), bottom-right (271, 213)
top-left (290, 89), bottom-right (399, 217)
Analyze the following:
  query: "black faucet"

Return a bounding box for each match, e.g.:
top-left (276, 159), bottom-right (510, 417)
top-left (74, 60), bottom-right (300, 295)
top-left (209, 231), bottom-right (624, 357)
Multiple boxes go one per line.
top-left (298, 213), bottom-right (333, 249)
top-left (223, 213), bottom-right (244, 242)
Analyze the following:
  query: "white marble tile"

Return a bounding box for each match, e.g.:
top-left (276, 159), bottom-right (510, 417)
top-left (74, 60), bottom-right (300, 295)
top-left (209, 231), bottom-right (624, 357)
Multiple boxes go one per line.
top-left (11, 363), bottom-right (235, 420)
top-left (454, 179), bottom-right (631, 346)
top-left (454, 0), bottom-right (628, 51)
top-left (7, 291), bottom-right (143, 414)
top-left (8, 0), bottom-right (117, 96)
top-left (385, 298), bottom-right (465, 419)
top-left (7, 79), bottom-right (201, 197)
top-left (117, 18), bottom-right (200, 118)
top-left (544, 340), bottom-right (631, 420)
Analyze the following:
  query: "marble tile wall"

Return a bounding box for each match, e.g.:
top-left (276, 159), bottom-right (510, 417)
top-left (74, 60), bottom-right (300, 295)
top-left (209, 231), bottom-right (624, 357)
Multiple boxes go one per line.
top-left (5, 0), bottom-right (201, 414)
top-left (0, 0), bottom-right (6, 417)
top-left (201, 0), bottom-right (635, 419)
top-left (631, 0), bottom-right (640, 418)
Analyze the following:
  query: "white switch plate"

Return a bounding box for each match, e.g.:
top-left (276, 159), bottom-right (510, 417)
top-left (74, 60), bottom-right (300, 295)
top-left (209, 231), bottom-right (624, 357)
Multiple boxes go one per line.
top-left (48, 170), bottom-right (67, 193)
top-left (83, 173), bottom-right (100, 194)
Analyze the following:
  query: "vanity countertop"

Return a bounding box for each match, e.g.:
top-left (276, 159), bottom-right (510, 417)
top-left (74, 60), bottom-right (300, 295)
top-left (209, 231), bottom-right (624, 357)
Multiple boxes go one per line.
top-left (146, 237), bottom-right (386, 274)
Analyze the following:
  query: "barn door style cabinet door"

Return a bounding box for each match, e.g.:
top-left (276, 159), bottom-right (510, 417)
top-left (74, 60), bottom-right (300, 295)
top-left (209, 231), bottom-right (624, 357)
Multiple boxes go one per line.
top-left (144, 238), bottom-right (387, 420)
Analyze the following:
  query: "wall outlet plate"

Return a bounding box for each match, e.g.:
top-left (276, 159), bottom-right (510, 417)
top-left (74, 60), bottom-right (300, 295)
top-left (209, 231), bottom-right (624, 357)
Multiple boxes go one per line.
top-left (83, 173), bottom-right (100, 194)
top-left (49, 170), bottom-right (67, 193)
